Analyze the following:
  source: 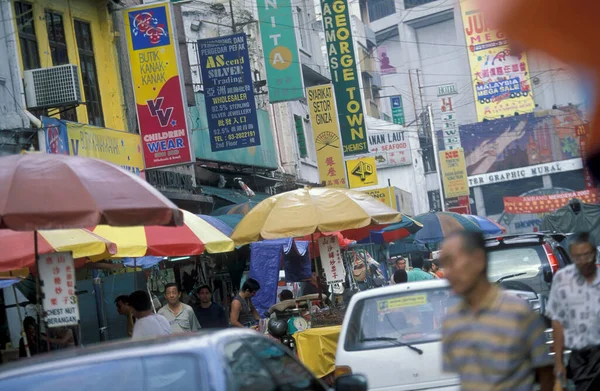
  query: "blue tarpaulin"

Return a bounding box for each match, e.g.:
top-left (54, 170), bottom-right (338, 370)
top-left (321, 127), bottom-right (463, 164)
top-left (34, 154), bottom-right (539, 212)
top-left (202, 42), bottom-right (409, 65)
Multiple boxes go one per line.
top-left (0, 279), bottom-right (20, 289)
top-left (123, 256), bottom-right (164, 269)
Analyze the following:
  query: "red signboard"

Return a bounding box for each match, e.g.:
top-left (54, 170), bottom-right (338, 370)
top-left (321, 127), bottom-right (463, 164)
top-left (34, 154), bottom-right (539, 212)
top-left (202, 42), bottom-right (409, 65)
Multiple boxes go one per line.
top-left (504, 189), bottom-right (600, 214)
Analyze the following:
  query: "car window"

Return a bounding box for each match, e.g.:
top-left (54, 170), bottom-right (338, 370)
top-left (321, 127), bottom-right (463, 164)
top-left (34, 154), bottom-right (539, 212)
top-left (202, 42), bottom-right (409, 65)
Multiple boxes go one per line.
top-left (487, 246), bottom-right (545, 283)
top-left (554, 246), bottom-right (571, 267)
top-left (344, 287), bottom-right (459, 352)
top-left (224, 340), bottom-right (277, 391)
top-left (245, 336), bottom-right (325, 391)
top-left (0, 354), bottom-right (202, 391)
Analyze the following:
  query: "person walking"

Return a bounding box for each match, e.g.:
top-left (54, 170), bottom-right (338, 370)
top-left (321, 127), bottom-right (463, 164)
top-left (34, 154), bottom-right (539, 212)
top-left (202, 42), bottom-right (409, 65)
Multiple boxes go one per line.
top-left (407, 256), bottom-right (434, 282)
top-left (231, 278), bottom-right (261, 328)
top-left (128, 291), bottom-right (171, 340)
top-left (158, 283), bottom-right (201, 333)
top-left (440, 231), bottom-right (554, 391)
top-left (193, 285), bottom-right (228, 329)
top-left (546, 232), bottom-right (600, 391)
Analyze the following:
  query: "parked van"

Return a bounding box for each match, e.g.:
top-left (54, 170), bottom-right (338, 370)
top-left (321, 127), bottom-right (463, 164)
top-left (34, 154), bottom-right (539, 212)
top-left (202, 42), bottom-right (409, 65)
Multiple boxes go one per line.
top-left (336, 280), bottom-right (460, 390)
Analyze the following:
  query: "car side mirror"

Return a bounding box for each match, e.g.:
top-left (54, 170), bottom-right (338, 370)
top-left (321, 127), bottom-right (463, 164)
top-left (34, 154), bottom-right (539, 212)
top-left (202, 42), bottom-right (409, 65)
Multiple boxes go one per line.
top-left (334, 374), bottom-right (368, 391)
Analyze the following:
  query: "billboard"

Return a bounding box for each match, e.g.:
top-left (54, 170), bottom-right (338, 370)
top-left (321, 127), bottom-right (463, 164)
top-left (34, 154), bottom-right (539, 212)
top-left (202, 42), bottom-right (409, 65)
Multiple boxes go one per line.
top-left (439, 149), bottom-right (469, 198)
top-left (460, 0), bottom-right (535, 121)
top-left (346, 156), bottom-right (378, 189)
top-left (321, 0), bottom-right (369, 156)
top-left (256, 0), bottom-right (304, 102)
top-left (197, 33), bottom-right (261, 152)
top-left (124, 3), bottom-right (193, 169)
top-left (504, 189), bottom-right (600, 214)
top-left (43, 117), bottom-right (144, 176)
top-left (306, 85), bottom-right (346, 187)
top-left (368, 130), bottom-right (411, 167)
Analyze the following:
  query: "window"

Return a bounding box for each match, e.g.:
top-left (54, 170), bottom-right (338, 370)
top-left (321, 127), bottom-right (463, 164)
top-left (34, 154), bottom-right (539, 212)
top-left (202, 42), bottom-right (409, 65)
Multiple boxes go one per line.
top-left (14, 2), bottom-right (40, 70)
top-left (420, 136), bottom-right (436, 173)
top-left (367, 0), bottom-right (395, 22)
top-left (294, 115), bottom-right (308, 158)
top-left (428, 190), bottom-right (442, 212)
top-left (45, 11), bottom-right (69, 66)
top-left (224, 340), bottom-right (277, 391)
top-left (296, 7), bottom-right (310, 51)
top-left (404, 0), bottom-right (438, 9)
top-left (74, 20), bottom-right (104, 127)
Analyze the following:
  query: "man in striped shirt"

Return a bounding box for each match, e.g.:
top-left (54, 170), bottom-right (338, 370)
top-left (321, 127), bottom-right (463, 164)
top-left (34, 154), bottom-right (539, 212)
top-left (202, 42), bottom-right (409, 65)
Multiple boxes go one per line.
top-left (440, 231), bottom-right (554, 391)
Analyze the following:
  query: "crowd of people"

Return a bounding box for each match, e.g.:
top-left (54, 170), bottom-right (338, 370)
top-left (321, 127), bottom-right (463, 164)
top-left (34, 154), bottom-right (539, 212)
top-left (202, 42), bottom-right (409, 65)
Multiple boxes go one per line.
top-left (389, 254), bottom-right (444, 285)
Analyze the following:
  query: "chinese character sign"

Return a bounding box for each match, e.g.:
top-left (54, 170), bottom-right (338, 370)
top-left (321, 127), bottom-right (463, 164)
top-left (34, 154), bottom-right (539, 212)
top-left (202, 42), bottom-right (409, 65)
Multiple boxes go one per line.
top-left (124, 3), bottom-right (193, 168)
top-left (318, 236), bottom-right (345, 284)
top-left (460, 0), bottom-right (535, 121)
top-left (38, 252), bottom-right (79, 327)
top-left (256, 0), bottom-right (304, 102)
top-left (439, 149), bottom-right (469, 198)
top-left (368, 130), bottom-right (411, 168)
top-left (198, 33), bottom-right (261, 152)
top-left (307, 84), bottom-right (346, 187)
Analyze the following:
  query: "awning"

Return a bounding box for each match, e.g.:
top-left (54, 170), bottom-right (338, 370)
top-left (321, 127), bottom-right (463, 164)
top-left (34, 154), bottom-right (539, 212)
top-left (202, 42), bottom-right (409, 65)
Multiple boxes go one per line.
top-left (201, 186), bottom-right (270, 205)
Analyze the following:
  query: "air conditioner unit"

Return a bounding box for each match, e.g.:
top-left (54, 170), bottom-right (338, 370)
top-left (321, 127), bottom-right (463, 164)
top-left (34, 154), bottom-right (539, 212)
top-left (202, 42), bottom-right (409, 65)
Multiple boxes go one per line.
top-left (23, 64), bottom-right (82, 109)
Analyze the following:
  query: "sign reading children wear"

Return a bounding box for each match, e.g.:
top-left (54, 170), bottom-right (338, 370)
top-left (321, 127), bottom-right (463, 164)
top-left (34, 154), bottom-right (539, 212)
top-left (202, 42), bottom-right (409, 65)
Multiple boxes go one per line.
top-left (198, 33), bottom-right (261, 152)
top-left (39, 252), bottom-right (79, 327)
top-left (318, 236), bottom-right (345, 283)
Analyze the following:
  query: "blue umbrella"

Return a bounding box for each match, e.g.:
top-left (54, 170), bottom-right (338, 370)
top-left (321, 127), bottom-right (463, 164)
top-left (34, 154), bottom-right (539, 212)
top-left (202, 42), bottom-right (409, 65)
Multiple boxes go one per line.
top-left (464, 215), bottom-right (506, 235)
top-left (414, 212), bottom-right (482, 246)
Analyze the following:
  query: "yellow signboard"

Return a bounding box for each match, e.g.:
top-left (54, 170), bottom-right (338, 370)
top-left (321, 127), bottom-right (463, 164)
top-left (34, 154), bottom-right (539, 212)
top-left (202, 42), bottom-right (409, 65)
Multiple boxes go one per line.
top-left (362, 187), bottom-right (397, 210)
top-left (460, 0), bottom-right (535, 121)
top-left (377, 294), bottom-right (427, 312)
top-left (307, 85), bottom-right (346, 187)
top-left (440, 149), bottom-right (469, 198)
top-left (346, 157), bottom-right (378, 189)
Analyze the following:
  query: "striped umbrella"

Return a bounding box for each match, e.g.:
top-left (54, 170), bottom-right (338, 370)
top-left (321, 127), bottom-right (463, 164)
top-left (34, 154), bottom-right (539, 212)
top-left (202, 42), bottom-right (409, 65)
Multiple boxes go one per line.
top-left (357, 215), bottom-right (423, 244)
top-left (92, 209), bottom-right (234, 258)
top-left (414, 212), bottom-right (483, 246)
top-left (464, 215), bottom-right (507, 235)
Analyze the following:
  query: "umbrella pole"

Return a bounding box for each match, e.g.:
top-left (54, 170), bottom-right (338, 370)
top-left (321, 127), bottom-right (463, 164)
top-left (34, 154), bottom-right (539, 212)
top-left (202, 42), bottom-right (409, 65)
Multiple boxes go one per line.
top-left (33, 231), bottom-right (49, 352)
top-left (10, 271), bottom-right (30, 357)
top-left (133, 258), bottom-right (137, 291)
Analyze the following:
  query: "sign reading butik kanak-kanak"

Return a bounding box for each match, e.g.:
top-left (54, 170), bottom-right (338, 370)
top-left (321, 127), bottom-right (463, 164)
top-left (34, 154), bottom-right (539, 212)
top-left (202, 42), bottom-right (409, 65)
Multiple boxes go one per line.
top-left (321, 0), bottom-right (369, 157)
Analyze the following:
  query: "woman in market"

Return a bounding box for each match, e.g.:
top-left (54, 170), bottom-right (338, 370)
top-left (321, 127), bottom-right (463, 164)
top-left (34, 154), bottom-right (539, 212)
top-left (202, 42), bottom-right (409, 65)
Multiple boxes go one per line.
top-left (230, 278), bottom-right (261, 328)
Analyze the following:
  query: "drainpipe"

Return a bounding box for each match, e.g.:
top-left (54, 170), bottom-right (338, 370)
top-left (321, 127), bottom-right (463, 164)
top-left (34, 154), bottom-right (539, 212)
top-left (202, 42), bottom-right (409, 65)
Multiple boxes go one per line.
top-left (268, 103), bottom-right (287, 174)
top-left (25, 110), bottom-right (41, 128)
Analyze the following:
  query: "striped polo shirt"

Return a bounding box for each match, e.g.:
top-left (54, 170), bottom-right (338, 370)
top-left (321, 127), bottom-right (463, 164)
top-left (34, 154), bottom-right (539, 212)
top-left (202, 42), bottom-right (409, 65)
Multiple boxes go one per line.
top-left (442, 286), bottom-right (552, 391)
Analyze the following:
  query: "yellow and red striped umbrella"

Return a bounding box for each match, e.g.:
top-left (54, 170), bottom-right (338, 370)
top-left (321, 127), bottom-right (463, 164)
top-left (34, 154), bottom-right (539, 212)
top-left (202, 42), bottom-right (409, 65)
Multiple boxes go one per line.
top-left (92, 210), bottom-right (234, 258)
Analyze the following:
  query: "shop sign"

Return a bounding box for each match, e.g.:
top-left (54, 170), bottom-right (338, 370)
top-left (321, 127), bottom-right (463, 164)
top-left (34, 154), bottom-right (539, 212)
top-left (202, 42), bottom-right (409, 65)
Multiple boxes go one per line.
top-left (124, 3), bottom-right (194, 168)
top-left (504, 189), bottom-right (600, 214)
top-left (318, 236), bottom-right (345, 283)
top-left (256, 0), bottom-right (304, 102)
top-left (39, 252), bottom-right (79, 327)
top-left (437, 84), bottom-right (458, 97)
top-left (362, 186), bottom-right (397, 210)
top-left (307, 84), bottom-right (346, 187)
top-left (346, 156), bottom-right (378, 189)
top-left (440, 149), bottom-right (469, 198)
top-left (145, 169), bottom-right (194, 192)
top-left (198, 33), bottom-right (261, 152)
top-left (368, 130), bottom-right (411, 167)
top-left (440, 111), bottom-right (461, 150)
top-left (468, 158), bottom-right (584, 187)
top-left (390, 96), bottom-right (405, 126)
top-left (42, 117), bottom-right (144, 176)
top-left (321, 0), bottom-right (369, 156)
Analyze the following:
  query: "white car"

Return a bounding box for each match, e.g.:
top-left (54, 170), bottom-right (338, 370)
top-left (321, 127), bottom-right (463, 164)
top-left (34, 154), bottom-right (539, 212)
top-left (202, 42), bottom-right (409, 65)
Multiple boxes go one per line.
top-left (336, 279), bottom-right (461, 390)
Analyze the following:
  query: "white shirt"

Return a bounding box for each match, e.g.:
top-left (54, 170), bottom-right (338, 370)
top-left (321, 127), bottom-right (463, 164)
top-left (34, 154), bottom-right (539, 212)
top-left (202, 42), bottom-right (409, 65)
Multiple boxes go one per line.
top-left (132, 314), bottom-right (172, 340)
top-left (546, 264), bottom-right (600, 350)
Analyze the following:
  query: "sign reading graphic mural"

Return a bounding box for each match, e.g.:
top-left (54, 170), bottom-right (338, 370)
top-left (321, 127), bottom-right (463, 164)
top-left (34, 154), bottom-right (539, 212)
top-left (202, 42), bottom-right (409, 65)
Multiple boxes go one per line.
top-left (39, 252), bottom-right (79, 327)
top-left (368, 130), bottom-right (411, 167)
top-left (362, 186), bottom-right (397, 210)
top-left (460, 0), bottom-right (535, 121)
top-left (198, 33), bottom-right (261, 152)
top-left (346, 156), bottom-right (378, 189)
top-left (321, 0), bottom-right (369, 156)
top-left (42, 117), bottom-right (145, 176)
top-left (256, 0), bottom-right (304, 102)
top-left (504, 189), bottom-right (600, 214)
top-left (318, 236), bottom-right (345, 283)
top-left (440, 149), bottom-right (469, 198)
top-left (124, 3), bottom-right (193, 169)
top-left (390, 96), bottom-right (405, 126)
top-left (307, 85), bottom-right (346, 187)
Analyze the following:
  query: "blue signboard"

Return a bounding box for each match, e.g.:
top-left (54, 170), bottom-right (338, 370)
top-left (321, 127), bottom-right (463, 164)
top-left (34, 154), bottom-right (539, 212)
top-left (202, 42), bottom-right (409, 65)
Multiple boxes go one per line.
top-left (197, 33), bottom-right (260, 152)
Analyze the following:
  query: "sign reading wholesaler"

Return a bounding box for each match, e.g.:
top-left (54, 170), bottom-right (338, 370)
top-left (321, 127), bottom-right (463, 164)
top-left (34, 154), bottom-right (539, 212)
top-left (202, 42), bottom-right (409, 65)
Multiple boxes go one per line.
top-left (124, 3), bottom-right (193, 169)
top-left (321, 0), bottom-right (368, 156)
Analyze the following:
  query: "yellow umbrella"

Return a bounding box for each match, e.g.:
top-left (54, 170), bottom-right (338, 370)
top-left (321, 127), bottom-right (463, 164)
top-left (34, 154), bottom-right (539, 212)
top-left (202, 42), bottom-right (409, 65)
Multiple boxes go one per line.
top-left (92, 209), bottom-right (234, 258)
top-left (230, 187), bottom-right (403, 246)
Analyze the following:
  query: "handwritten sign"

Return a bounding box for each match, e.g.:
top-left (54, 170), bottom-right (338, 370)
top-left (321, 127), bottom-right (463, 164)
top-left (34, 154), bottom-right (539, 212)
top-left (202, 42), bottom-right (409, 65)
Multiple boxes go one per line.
top-left (38, 252), bottom-right (79, 327)
top-left (318, 236), bottom-right (345, 284)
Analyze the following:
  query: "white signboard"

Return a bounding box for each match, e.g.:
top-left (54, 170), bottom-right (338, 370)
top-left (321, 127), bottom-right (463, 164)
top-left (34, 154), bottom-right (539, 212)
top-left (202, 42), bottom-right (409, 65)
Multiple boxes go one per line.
top-left (318, 236), bottom-right (345, 284)
top-left (440, 110), bottom-right (461, 150)
top-left (368, 130), bottom-right (411, 167)
top-left (39, 251), bottom-right (80, 327)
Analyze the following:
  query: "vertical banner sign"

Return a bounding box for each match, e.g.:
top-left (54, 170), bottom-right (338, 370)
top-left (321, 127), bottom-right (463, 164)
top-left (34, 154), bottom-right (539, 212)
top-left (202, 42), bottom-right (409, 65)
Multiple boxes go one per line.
top-left (124, 3), bottom-right (193, 168)
top-left (198, 34), bottom-right (261, 152)
top-left (256, 0), bottom-right (304, 102)
top-left (321, 0), bottom-right (369, 156)
top-left (390, 96), bottom-right (405, 126)
top-left (440, 97), bottom-right (461, 150)
top-left (346, 156), bottom-right (378, 189)
top-left (307, 85), bottom-right (346, 187)
top-left (318, 236), bottom-right (345, 283)
top-left (576, 124), bottom-right (596, 189)
top-left (39, 252), bottom-right (79, 327)
top-left (439, 149), bottom-right (469, 198)
top-left (460, 0), bottom-right (535, 121)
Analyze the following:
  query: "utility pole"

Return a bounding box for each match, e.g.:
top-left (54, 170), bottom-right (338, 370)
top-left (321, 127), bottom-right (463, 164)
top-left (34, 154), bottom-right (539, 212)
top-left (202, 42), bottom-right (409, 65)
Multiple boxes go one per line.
top-left (416, 69), bottom-right (425, 114)
top-left (408, 70), bottom-right (419, 131)
top-left (428, 104), bottom-right (445, 211)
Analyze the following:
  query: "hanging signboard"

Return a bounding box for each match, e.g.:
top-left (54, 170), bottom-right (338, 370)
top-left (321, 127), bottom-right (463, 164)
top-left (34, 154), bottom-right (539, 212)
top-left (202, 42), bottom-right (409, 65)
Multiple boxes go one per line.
top-left (346, 156), bottom-right (378, 189)
top-left (321, 0), bottom-right (369, 156)
top-left (307, 84), bottom-right (346, 187)
top-left (368, 130), bottom-right (411, 167)
top-left (439, 149), bottom-right (469, 198)
top-left (124, 3), bottom-right (193, 168)
top-left (390, 96), bottom-right (405, 126)
top-left (198, 33), bottom-right (261, 152)
top-left (38, 252), bottom-right (79, 327)
top-left (256, 0), bottom-right (304, 102)
top-left (362, 186), bottom-right (398, 210)
top-left (318, 236), bottom-right (345, 283)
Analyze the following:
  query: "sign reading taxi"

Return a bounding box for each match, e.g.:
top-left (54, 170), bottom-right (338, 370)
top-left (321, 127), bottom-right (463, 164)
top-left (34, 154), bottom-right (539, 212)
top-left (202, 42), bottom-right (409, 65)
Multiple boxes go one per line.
top-left (346, 156), bottom-right (378, 189)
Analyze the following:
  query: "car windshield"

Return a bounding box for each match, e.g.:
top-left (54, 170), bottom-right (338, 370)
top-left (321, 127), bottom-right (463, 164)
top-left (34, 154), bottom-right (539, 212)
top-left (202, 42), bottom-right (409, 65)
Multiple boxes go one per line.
top-left (487, 246), bottom-right (544, 283)
top-left (344, 287), bottom-right (459, 352)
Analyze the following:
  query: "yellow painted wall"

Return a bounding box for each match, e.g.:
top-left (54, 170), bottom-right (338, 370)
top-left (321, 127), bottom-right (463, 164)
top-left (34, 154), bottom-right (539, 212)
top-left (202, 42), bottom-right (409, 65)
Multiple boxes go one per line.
top-left (13, 0), bottom-right (127, 131)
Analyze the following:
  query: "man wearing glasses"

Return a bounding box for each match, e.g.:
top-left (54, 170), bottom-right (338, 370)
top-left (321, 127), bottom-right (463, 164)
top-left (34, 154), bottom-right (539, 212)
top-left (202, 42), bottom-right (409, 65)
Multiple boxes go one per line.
top-left (547, 232), bottom-right (600, 391)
